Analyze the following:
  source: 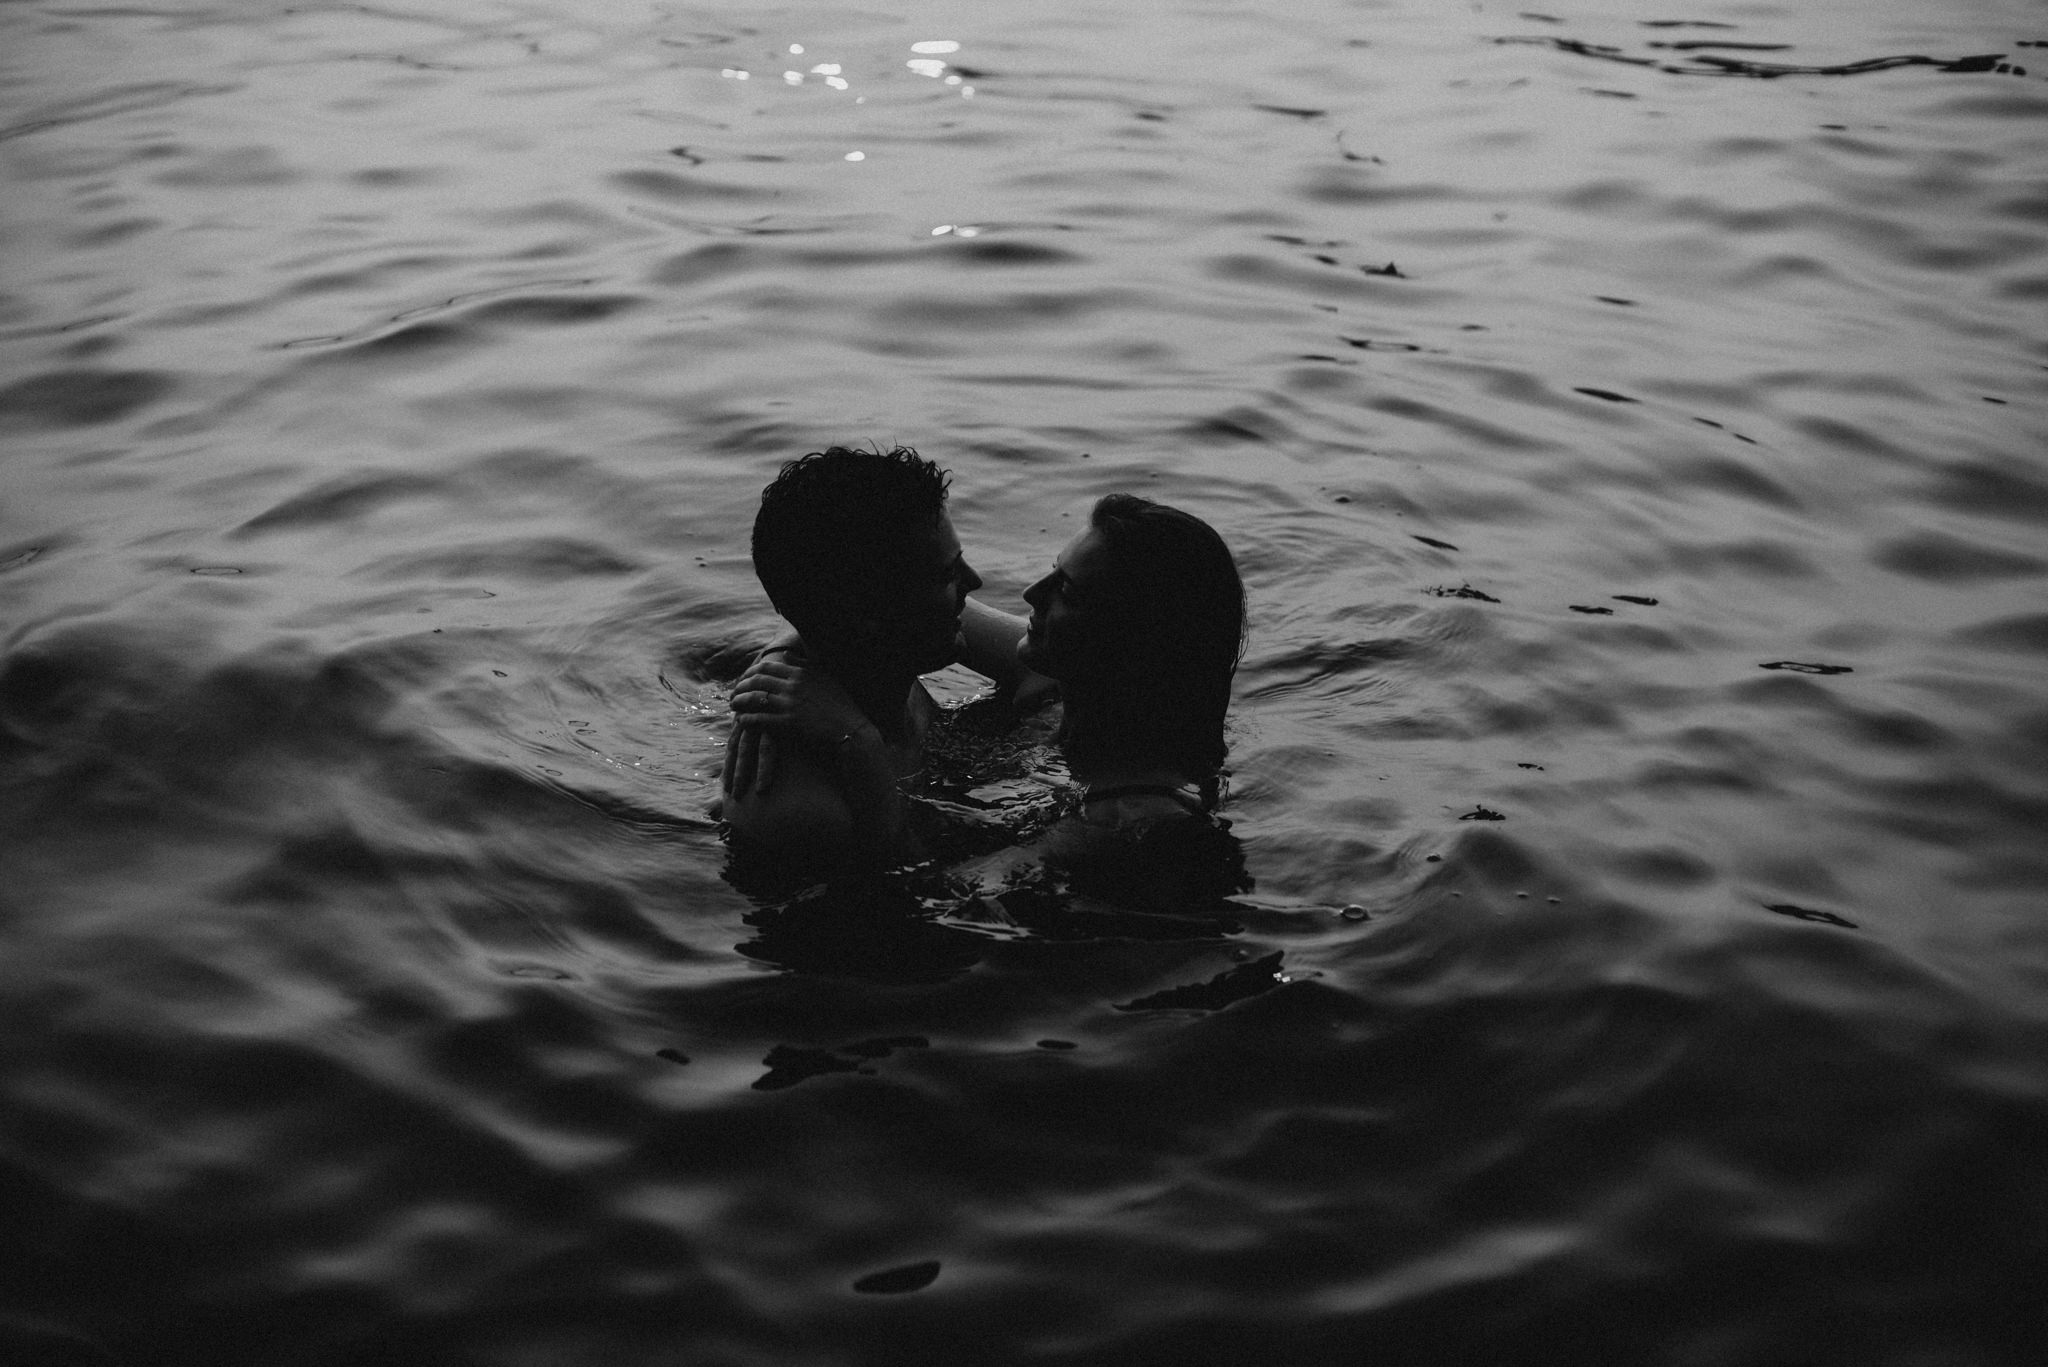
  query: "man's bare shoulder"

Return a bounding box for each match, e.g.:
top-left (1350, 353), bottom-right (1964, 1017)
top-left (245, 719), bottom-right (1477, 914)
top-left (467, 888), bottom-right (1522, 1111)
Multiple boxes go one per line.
top-left (720, 744), bottom-right (857, 868)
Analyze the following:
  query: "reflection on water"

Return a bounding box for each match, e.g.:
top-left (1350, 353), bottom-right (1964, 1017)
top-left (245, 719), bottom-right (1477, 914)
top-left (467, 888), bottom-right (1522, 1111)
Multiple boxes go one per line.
top-left (4, 0), bottom-right (2047, 1362)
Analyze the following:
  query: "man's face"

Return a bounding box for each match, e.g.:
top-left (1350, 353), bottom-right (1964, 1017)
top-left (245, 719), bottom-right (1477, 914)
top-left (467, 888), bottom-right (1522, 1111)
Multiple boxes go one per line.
top-left (852, 512), bottom-right (983, 674)
top-left (1018, 527), bottom-right (1112, 680)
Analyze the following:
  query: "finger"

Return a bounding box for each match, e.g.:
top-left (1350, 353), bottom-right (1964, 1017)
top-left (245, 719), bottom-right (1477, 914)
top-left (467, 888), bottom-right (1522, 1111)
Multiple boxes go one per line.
top-left (757, 731), bottom-right (777, 795)
top-left (734, 686), bottom-right (788, 715)
top-left (733, 695), bottom-right (797, 723)
top-left (721, 725), bottom-right (741, 796)
top-left (734, 723), bottom-right (760, 798)
top-left (734, 660), bottom-right (797, 692)
top-left (732, 681), bottom-right (800, 715)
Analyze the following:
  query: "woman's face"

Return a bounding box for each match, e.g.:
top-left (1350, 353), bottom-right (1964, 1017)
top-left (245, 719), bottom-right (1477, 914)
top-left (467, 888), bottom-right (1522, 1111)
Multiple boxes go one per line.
top-left (1019, 527), bottom-right (1114, 680)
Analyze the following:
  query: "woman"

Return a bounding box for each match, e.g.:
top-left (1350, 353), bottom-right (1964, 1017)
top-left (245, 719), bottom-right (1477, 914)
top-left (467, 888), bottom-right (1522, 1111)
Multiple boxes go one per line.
top-left (727, 493), bottom-right (1248, 905)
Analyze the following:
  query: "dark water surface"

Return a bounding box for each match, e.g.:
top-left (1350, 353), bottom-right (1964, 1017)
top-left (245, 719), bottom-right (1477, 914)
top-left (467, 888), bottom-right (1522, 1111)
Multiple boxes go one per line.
top-left (5, 1), bottom-right (2047, 1362)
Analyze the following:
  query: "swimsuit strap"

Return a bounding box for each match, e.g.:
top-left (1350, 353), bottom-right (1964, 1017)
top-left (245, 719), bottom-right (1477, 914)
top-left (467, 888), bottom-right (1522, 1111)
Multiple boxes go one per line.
top-left (1081, 783), bottom-right (1202, 811)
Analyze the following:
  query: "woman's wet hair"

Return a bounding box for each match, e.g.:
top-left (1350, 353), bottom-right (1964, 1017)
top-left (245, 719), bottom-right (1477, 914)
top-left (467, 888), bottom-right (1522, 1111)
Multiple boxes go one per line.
top-left (1059, 492), bottom-right (1247, 809)
top-left (751, 445), bottom-right (951, 620)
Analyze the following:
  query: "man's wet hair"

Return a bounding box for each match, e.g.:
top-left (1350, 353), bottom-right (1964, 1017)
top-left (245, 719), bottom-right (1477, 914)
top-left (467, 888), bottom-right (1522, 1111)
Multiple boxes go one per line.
top-left (752, 445), bottom-right (952, 620)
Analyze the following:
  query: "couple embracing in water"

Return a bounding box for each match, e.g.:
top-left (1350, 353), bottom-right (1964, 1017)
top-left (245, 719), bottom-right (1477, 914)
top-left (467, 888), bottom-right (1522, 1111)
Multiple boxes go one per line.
top-left (720, 444), bottom-right (1248, 914)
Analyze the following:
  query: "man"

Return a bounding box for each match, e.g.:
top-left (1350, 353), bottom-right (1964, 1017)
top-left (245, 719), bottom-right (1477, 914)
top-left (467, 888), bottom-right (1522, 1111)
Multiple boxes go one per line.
top-left (718, 445), bottom-right (984, 874)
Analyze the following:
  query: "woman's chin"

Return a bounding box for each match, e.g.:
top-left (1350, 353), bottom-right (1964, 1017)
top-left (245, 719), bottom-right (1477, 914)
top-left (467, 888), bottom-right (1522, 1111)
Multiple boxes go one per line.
top-left (1018, 635), bottom-right (1058, 677)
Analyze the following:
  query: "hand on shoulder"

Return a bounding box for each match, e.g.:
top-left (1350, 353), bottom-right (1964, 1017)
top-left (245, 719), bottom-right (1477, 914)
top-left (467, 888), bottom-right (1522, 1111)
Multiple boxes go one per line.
top-left (720, 647), bottom-right (920, 870)
top-left (724, 650), bottom-right (878, 799)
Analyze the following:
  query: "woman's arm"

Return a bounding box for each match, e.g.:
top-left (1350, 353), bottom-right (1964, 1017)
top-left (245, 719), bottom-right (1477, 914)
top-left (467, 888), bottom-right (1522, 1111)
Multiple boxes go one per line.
top-left (958, 596), bottom-right (1058, 708)
top-left (957, 596), bottom-right (1025, 685)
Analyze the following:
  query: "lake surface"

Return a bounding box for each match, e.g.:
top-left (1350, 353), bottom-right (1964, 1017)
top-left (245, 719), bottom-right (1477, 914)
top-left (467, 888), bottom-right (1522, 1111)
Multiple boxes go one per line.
top-left (4, 1), bottom-right (2046, 1362)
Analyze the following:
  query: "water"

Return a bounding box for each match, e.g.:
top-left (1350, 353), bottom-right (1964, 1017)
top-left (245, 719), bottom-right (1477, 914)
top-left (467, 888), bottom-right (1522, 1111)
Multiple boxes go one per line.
top-left (4, 0), bottom-right (2046, 1361)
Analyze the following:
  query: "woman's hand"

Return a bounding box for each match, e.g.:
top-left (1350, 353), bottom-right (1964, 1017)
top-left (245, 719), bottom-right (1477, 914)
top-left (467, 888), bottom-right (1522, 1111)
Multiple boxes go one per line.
top-left (720, 649), bottom-right (921, 865)
top-left (722, 654), bottom-right (874, 799)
